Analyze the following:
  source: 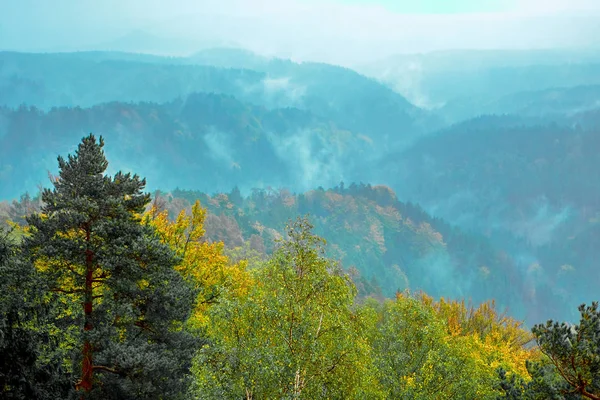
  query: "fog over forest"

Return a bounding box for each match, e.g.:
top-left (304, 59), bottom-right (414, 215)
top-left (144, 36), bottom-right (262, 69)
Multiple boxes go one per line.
top-left (2, 1), bottom-right (600, 398)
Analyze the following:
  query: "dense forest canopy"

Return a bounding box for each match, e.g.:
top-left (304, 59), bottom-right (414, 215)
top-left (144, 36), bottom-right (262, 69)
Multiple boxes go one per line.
top-left (2, 3), bottom-right (600, 395)
top-left (2, 134), bottom-right (599, 399)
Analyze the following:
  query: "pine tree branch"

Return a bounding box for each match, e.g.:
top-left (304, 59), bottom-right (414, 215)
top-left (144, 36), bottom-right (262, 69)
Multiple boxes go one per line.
top-left (64, 263), bottom-right (84, 278)
top-left (93, 270), bottom-right (109, 280)
top-left (135, 320), bottom-right (157, 334)
top-left (51, 287), bottom-right (84, 294)
top-left (93, 365), bottom-right (126, 376)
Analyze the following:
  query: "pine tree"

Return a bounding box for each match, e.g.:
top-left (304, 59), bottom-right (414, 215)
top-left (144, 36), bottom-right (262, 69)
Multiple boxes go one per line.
top-left (24, 134), bottom-right (197, 399)
top-left (531, 302), bottom-right (600, 399)
top-left (497, 302), bottom-right (600, 400)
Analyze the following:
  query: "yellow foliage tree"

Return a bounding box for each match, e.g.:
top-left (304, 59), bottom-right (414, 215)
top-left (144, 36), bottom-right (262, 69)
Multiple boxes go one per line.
top-left (369, 292), bottom-right (539, 399)
top-left (144, 200), bottom-right (252, 328)
top-left (415, 292), bottom-right (538, 379)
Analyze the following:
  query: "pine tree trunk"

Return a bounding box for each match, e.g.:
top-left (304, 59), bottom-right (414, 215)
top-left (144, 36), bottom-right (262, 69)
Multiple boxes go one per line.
top-left (81, 228), bottom-right (94, 393)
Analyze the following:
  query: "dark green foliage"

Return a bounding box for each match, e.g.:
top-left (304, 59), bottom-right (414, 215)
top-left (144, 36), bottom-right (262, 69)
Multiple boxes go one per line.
top-left (497, 362), bottom-right (588, 400)
top-left (23, 134), bottom-right (198, 399)
top-left (497, 303), bottom-right (600, 400)
top-left (497, 368), bottom-right (528, 399)
top-left (0, 229), bottom-right (71, 399)
top-left (0, 229), bottom-right (37, 398)
top-left (531, 303), bottom-right (600, 399)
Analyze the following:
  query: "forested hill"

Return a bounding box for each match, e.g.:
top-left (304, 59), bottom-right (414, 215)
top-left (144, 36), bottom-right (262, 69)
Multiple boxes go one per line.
top-left (388, 114), bottom-right (600, 219)
top-left (163, 185), bottom-right (530, 314)
top-left (0, 182), bottom-right (533, 321)
top-left (440, 84), bottom-right (600, 123)
top-left (2, 48), bottom-right (600, 325)
top-left (0, 96), bottom-right (373, 199)
top-left (0, 51), bottom-right (439, 145)
top-left (384, 114), bottom-right (600, 323)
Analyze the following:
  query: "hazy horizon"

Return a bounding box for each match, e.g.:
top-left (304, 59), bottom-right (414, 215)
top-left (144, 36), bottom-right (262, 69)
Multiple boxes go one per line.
top-left (2, 0), bottom-right (600, 67)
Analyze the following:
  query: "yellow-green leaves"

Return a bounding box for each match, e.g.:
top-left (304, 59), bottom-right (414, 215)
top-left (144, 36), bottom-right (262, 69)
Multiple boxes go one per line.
top-left (144, 200), bottom-right (251, 328)
top-left (366, 292), bottom-right (536, 399)
top-left (191, 217), bottom-right (383, 399)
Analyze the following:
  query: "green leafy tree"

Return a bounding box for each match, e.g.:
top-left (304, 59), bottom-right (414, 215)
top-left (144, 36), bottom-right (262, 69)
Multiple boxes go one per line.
top-left (191, 216), bottom-right (382, 399)
top-left (24, 134), bottom-right (197, 399)
top-left (369, 295), bottom-right (483, 399)
top-left (368, 292), bottom-right (534, 399)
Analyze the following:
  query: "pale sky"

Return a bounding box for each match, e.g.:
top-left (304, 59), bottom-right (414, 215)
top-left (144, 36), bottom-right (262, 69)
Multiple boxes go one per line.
top-left (1, 0), bottom-right (600, 65)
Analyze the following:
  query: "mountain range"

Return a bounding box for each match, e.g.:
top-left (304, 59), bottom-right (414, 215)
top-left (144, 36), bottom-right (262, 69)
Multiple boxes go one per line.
top-left (2, 46), bottom-right (600, 324)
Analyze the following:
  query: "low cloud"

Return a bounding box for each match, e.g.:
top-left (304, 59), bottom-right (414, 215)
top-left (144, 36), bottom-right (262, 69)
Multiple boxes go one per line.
top-left (262, 77), bottom-right (306, 105)
top-left (203, 128), bottom-right (236, 168)
top-left (268, 128), bottom-right (344, 191)
top-left (510, 199), bottom-right (572, 247)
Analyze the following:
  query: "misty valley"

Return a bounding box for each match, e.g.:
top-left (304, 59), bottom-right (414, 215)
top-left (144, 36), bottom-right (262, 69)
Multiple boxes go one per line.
top-left (2, 11), bottom-right (600, 400)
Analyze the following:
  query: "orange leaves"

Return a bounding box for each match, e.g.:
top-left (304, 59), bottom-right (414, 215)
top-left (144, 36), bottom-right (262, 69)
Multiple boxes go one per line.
top-left (414, 222), bottom-right (446, 247)
top-left (368, 221), bottom-right (386, 253)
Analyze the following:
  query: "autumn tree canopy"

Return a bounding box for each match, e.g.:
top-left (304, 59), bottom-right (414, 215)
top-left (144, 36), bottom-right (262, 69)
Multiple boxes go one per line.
top-left (1, 133), bottom-right (597, 400)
